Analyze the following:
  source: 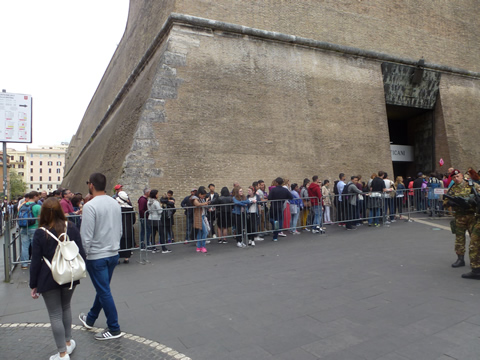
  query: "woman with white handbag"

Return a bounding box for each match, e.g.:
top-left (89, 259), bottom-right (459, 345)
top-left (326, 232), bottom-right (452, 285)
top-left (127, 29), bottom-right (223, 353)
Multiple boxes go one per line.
top-left (29, 197), bottom-right (86, 360)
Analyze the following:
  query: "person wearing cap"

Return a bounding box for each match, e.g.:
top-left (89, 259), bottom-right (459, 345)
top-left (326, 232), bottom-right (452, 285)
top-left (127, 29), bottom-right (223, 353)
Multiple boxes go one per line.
top-left (116, 191), bottom-right (136, 263)
top-left (112, 184), bottom-right (123, 200)
top-left (443, 169), bottom-right (480, 277)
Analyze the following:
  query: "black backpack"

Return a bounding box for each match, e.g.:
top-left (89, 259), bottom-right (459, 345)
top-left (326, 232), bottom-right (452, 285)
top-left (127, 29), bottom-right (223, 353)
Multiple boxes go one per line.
top-left (341, 182), bottom-right (352, 202)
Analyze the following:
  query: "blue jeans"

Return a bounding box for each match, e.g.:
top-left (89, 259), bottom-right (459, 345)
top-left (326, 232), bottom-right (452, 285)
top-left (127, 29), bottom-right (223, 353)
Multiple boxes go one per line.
top-left (312, 205), bottom-right (323, 229)
top-left (140, 218), bottom-right (152, 248)
top-left (270, 211), bottom-right (283, 241)
top-left (20, 227), bottom-right (36, 266)
top-left (86, 254), bottom-right (120, 332)
top-left (368, 208), bottom-right (381, 225)
top-left (196, 215), bottom-right (208, 248)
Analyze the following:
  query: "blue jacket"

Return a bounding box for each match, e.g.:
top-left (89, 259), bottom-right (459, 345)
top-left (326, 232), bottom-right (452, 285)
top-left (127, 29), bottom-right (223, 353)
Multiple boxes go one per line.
top-left (232, 197), bottom-right (252, 215)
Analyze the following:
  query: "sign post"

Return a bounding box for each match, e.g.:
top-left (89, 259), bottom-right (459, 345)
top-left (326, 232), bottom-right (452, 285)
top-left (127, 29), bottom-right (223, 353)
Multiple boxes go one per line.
top-left (0, 90), bottom-right (32, 282)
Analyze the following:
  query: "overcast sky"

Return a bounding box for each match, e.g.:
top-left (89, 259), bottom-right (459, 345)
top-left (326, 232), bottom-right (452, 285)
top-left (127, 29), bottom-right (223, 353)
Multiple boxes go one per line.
top-left (0, 1), bottom-right (129, 150)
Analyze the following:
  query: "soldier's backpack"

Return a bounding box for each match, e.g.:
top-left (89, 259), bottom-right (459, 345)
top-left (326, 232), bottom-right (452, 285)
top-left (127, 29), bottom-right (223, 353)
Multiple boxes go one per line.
top-left (18, 203), bottom-right (36, 227)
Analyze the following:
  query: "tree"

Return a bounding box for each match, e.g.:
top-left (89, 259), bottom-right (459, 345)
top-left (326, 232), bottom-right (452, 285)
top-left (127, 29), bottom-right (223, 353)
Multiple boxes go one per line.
top-left (9, 170), bottom-right (27, 199)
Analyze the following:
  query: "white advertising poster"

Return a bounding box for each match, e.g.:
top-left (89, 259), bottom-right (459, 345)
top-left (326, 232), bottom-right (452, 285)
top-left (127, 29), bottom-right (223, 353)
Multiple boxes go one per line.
top-left (0, 92), bottom-right (32, 143)
top-left (391, 144), bottom-right (414, 162)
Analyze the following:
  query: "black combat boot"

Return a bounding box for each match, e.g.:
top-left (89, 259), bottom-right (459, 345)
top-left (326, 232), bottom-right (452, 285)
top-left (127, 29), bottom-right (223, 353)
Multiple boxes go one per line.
top-left (461, 268), bottom-right (480, 280)
top-left (451, 255), bottom-right (465, 268)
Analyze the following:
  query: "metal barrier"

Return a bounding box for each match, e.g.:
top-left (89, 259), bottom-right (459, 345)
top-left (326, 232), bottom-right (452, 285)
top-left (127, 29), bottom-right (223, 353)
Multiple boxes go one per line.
top-left (3, 189), bottom-right (452, 281)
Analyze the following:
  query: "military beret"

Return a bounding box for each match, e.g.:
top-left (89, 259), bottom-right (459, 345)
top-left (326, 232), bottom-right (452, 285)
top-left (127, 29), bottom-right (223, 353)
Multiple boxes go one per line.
top-left (450, 169), bottom-right (461, 177)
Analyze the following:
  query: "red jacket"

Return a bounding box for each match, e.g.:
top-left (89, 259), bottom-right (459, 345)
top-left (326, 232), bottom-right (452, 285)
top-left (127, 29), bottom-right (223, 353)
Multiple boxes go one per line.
top-left (308, 182), bottom-right (322, 206)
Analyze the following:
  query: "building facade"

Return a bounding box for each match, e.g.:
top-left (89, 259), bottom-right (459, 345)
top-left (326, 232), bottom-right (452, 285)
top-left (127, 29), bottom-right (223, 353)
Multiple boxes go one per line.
top-left (63, 1), bottom-right (480, 201)
top-left (9, 144), bottom-right (68, 192)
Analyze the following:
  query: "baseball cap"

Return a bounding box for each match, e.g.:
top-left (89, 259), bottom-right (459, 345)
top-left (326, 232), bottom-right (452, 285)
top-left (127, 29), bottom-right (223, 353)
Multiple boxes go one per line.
top-left (114, 184), bottom-right (123, 190)
top-left (450, 169), bottom-right (461, 177)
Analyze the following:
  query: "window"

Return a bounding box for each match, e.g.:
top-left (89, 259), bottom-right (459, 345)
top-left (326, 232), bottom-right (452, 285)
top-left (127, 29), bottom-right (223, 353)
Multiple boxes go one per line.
top-left (39, 184), bottom-right (42, 189)
top-left (30, 184), bottom-right (33, 189)
top-left (56, 184), bottom-right (59, 189)
top-left (11, 164), bottom-right (15, 168)
top-left (30, 161), bottom-right (33, 166)
top-left (19, 164), bottom-right (24, 169)
top-left (39, 161), bottom-right (42, 165)
top-left (47, 184), bottom-right (52, 189)
top-left (49, 176), bottom-right (51, 181)
top-left (47, 161), bottom-right (52, 166)
top-left (39, 168), bottom-right (42, 173)
top-left (58, 176), bottom-right (61, 181)
top-left (20, 156), bottom-right (24, 162)
top-left (10, 156), bottom-right (14, 161)
top-left (30, 176), bottom-right (33, 181)
top-left (56, 169), bottom-right (61, 174)
top-left (19, 172), bottom-right (23, 176)
top-left (56, 161), bottom-right (62, 166)
top-left (39, 176), bottom-right (42, 181)
top-left (49, 168), bottom-right (52, 173)
top-left (30, 168), bottom-right (33, 173)
top-left (49, 154), bottom-right (52, 158)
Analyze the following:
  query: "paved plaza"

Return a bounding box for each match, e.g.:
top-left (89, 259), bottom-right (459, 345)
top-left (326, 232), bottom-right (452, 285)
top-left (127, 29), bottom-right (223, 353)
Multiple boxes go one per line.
top-left (2, 216), bottom-right (480, 360)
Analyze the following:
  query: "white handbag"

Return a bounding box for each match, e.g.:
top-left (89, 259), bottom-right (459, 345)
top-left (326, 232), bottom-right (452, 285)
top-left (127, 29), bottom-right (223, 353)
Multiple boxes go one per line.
top-left (41, 222), bottom-right (86, 290)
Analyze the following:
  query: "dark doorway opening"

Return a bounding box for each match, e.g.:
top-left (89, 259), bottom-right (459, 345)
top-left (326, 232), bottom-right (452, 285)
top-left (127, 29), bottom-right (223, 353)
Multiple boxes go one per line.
top-left (386, 104), bottom-right (435, 180)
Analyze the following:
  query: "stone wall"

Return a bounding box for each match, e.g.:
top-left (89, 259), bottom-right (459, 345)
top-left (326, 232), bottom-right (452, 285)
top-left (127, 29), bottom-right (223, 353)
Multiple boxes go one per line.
top-left (63, 1), bottom-right (480, 200)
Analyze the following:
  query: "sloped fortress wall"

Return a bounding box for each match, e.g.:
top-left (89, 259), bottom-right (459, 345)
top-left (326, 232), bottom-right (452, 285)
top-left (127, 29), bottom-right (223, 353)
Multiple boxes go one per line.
top-left (63, 0), bottom-right (480, 198)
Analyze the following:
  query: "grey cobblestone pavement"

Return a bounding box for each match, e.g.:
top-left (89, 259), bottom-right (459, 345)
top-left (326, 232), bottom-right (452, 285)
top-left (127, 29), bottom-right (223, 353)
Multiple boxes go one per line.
top-left (2, 215), bottom-right (480, 359)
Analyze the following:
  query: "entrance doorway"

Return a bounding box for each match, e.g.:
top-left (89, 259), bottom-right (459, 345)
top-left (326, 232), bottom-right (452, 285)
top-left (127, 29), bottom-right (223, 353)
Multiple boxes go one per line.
top-left (386, 104), bottom-right (435, 180)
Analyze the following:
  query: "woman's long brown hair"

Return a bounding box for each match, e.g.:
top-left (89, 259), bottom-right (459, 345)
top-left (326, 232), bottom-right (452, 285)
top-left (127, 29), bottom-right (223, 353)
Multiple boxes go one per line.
top-left (39, 197), bottom-right (67, 239)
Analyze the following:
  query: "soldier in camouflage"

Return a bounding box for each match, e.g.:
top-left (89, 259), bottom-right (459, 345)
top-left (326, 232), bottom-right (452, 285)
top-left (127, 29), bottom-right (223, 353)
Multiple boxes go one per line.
top-left (443, 169), bottom-right (480, 279)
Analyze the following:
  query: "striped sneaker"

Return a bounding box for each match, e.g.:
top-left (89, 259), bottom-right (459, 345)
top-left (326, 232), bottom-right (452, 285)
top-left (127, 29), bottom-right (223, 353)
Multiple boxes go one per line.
top-left (94, 328), bottom-right (123, 340)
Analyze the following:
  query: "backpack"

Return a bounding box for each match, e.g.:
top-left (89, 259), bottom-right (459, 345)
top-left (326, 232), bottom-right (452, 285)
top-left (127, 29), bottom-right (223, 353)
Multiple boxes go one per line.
top-left (41, 222), bottom-right (86, 290)
top-left (18, 203), bottom-right (36, 227)
top-left (342, 182), bottom-right (352, 202)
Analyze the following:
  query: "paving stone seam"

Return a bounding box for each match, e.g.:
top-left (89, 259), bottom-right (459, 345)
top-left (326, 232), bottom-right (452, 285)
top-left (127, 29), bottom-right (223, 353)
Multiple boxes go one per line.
top-left (0, 322), bottom-right (192, 360)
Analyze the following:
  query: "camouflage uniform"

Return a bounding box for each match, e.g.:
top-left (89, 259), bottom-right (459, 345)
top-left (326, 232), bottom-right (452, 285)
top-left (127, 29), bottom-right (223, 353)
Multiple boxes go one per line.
top-left (444, 180), bottom-right (480, 267)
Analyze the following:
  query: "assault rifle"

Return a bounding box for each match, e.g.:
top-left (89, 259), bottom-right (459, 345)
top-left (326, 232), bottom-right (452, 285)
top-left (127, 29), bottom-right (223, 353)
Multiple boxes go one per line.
top-left (444, 193), bottom-right (471, 210)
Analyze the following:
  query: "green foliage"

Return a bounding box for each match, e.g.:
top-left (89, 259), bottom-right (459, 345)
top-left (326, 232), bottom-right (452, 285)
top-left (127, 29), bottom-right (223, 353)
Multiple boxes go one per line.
top-left (9, 170), bottom-right (27, 198)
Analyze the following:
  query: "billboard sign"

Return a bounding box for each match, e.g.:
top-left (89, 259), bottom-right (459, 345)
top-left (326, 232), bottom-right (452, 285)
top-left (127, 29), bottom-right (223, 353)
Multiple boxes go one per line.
top-left (0, 92), bottom-right (32, 143)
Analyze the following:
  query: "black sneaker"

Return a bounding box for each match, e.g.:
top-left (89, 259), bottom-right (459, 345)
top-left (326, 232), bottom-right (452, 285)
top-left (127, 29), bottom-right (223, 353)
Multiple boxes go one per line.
top-left (94, 328), bottom-right (123, 340)
top-left (79, 313), bottom-right (93, 329)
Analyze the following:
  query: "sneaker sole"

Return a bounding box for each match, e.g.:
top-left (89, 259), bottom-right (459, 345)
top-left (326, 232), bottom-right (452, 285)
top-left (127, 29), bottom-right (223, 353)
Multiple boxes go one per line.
top-left (79, 314), bottom-right (93, 329)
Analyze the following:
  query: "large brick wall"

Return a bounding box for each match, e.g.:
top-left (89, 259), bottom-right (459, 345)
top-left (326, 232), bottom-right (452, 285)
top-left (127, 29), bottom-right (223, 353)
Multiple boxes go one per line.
top-left (63, 1), bottom-right (480, 200)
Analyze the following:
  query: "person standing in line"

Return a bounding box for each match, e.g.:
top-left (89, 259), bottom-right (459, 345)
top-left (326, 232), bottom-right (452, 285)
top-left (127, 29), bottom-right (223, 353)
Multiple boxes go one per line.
top-left (147, 190), bottom-right (171, 254)
top-left (137, 188), bottom-right (152, 250)
top-left (268, 177), bottom-right (293, 241)
top-left (181, 189), bottom-right (197, 242)
top-left (116, 191), bottom-right (136, 263)
top-left (289, 183), bottom-right (303, 234)
top-left (256, 180), bottom-right (268, 235)
top-left (308, 176), bottom-right (323, 233)
top-left (394, 176), bottom-right (406, 220)
top-left (321, 180), bottom-right (332, 225)
top-left (20, 191), bottom-right (42, 269)
top-left (206, 184), bottom-right (219, 238)
top-left (78, 173), bottom-right (124, 340)
top-left (190, 186), bottom-right (211, 253)
top-left (215, 187), bottom-right (233, 244)
top-left (246, 186), bottom-right (261, 246)
top-left (345, 176), bottom-right (363, 230)
top-left (368, 171), bottom-right (386, 227)
top-left (30, 198), bottom-right (86, 360)
top-left (336, 173), bottom-right (346, 226)
top-left (232, 187), bottom-right (253, 248)
top-left (300, 178), bottom-right (311, 231)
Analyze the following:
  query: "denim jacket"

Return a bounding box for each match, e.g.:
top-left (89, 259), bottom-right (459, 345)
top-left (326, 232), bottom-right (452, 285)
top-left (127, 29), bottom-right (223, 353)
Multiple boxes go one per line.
top-left (232, 197), bottom-right (252, 215)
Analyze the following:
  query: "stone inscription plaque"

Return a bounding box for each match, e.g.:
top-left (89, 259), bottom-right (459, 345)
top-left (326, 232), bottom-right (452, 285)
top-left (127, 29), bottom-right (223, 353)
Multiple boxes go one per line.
top-left (381, 62), bottom-right (441, 109)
